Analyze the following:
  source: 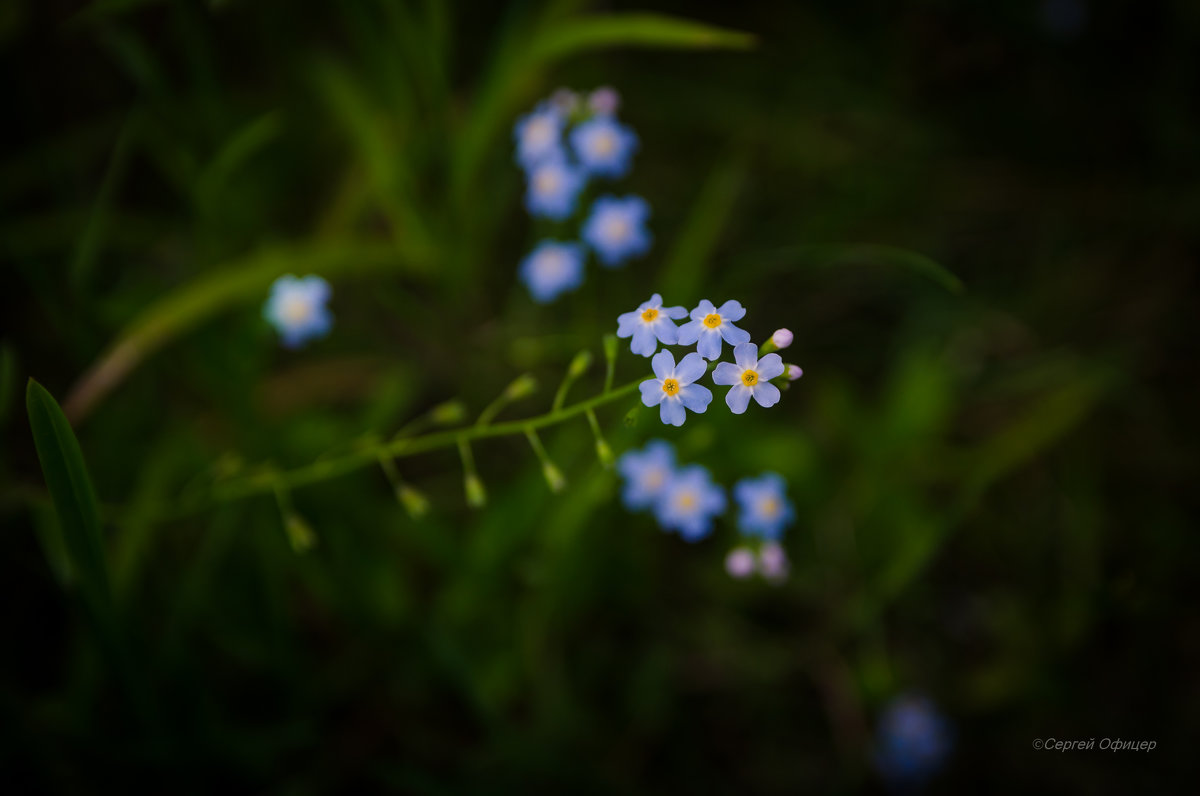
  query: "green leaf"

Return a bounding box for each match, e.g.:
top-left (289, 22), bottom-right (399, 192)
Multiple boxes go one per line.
top-left (528, 13), bottom-right (756, 61)
top-left (25, 380), bottom-right (113, 615)
top-left (62, 241), bottom-right (419, 423)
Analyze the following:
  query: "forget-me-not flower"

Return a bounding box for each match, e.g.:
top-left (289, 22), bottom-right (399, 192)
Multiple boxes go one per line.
top-left (734, 472), bottom-right (795, 540)
top-left (582, 195), bottom-right (651, 267)
top-left (640, 350), bottom-right (712, 427)
top-left (519, 241), bottom-right (585, 303)
top-left (713, 343), bottom-right (785, 414)
top-left (263, 275), bottom-right (332, 349)
top-left (570, 117), bottom-right (638, 178)
top-left (616, 439), bottom-right (676, 511)
top-left (616, 293), bottom-right (688, 357)
top-left (514, 106), bottom-right (564, 170)
top-left (677, 299), bottom-right (751, 361)
top-left (654, 464), bottom-right (726, 541)
top-left (525, 155), bottom-right (585, 220)
top-left (874, 694), bottom-right (953, 786)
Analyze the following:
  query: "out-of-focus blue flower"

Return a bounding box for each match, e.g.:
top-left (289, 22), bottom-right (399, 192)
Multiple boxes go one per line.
top-left (654, 464), bottom-right (725, 541)
top-left (733, 472), bottom-right (795, 540)
top-left (581, 195), bottom-right (652, 267)
top-left (570, 116), bottom-right (638, 178)
top-left (525, 156), bottom-right (585, 220)
top-left (616, 439), bottom-right (676, 511)
top-left (874, 694), bottom-right (953, 787)
top-left (677, 299), bottom-right (751, 360)
top-left (588, 86), bottom-right (620, 116)
top-left (514, 106), bottom-right (565, 170)
top-left (639, 350), bottom-right (712, 427)
top-left (616, 293), bottom-right (688, 357)
top-left (519, 241), bottom-right (585, 303)
top-left (263, 275), bottom-right (332, 349)
top-left (713, 342), bottom-right (785, 413)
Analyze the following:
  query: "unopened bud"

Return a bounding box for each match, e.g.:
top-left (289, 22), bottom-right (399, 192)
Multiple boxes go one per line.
top-left (504, 374), bottom-right (538, 400)
top-left (588, 86), bottom-right (620, 116)
top-left (758, 542), bottom-right (789, 584)
top-left (284, 513), bottom-right (316, 553)
top-left (602, 333), bottom-right (618, 362)
top-left (725, 547), bottom-right (756, 579)
top-left (542, 463), bottom-right (567, 493)
top-left (549, 88), bottom-right (581, 114)
top-left (464, 474), bottom-right (487, 508)
top-left (568, 350), bottom-right (593, 378)
top-left (771, 329), bottom-right (793, 350)
top-left (786, 364), bottom-right (803, 381)
top-left (594, 438), bottom-right (615, 469)
top-left (396, 484), bottom-right (430, 519)
top-left (431, 400), bottom-right (466, 425)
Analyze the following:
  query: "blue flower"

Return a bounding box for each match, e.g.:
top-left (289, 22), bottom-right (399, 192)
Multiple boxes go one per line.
top-left (874, 695), bottom-right (953, 786)
top-left (514, 106), bottom-right (565, 170)
top-left (616, 439), bottom-right (676, 511)
top-left (677, 299), bottom-right (752, 361)
top-left (263, 275), bottom-right (332, 349)
top-left (519, 241), bottom-right (585, 303)
top-left (639, 350), bottom-right (712, 427)
top-left (712, 342), bottom-right (785, 413)
top-left (525, 155), bottom-right (585, 220)
top-left (570, 116), bottom-right (638, 178)
top-left (581, 195), bottom-right (651, 267)
top-left (654, 464), bottom-right (726, 541)
top-left (616, 293), bottom-right (688, 357)
top-left (733, 472), bottom-right (794, 540)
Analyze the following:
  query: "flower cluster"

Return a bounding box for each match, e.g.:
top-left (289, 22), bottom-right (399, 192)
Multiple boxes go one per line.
top-left (514, 87), bottom-right (651, 303)
top-left (616, 294), bottom-right (803, 426)
top-left (617, 442), bottom-right (797, 579)
top-left (263, 275), bottom-right (333, 349)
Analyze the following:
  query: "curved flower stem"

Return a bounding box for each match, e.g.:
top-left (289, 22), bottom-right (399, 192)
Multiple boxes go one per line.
top-left (204, 376), bottom-right (645, 506)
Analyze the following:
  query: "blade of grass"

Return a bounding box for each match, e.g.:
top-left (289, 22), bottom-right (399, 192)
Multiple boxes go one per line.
top-left (660, 153), bottom-right (747, 300)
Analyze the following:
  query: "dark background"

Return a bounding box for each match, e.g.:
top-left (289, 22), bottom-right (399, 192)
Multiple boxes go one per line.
top-left (1, 0), bottom-right (1197, 792)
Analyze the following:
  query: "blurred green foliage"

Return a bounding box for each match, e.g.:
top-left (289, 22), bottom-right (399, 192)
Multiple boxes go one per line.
top-left (1, 0), bottom-right (1198, 793)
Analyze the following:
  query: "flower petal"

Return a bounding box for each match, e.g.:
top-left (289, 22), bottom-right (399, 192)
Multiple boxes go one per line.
top-left (647, 293), bottom-right (663, 307)
top-left (674, 352), bottom-right (708, 384)
top-left (678, 383), bottom-right (712, 413)
top-left (696, 329), bottom-right (722, 360)
top-left (676, 319), bottom-right (702, 345)
top-left (733, 342), bottom-right (759, 371)
top-left (757, 352), bottom-right (785, 380)
top-left (631, 325), bottom-right (658, 357)
top-left (616, 310), bottom-right (640, 338)
top-left (653, 318), bottom-right (679, 345)
top-left (725, 384), bottom-right (752, 414)
top-left (639, 379), bottom-right (665, 406)
top-left (712, 362), bottom-right (742, 386)
top-left (664, 304), bottom-right (689, 320)
top-left (660, 398), bottom-right (686, 426)
top-left (719, 323), bottom-right (752, 346)
top-left (650, 349), bottom-right (675, 380)
top-left (690, 299), bottom-right (716, 320)
top-left (716, 299), bottom-right (746, 321)
top-left (752, 382), bottom-right (781, 408)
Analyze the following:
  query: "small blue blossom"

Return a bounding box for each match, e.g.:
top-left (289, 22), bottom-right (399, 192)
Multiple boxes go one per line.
top-left (712, 342), bottom-right (785, 413)
top-left (734, 473), bottom-right (795, 540)
top-left (616, 439), bottom-right (676, 511)
top-left (519, 241), bottom-right (585, 303)
top-left (582, 195), bottom-right (652, 267)
top-left (570, 116), bottom-right (638, 178)
top-left (874, 695), bottom-right (953, 786)
top-left (677, 299), bottom-right (752, 360)
top-left (616, 293), bottom-right (688, 357)
top-left (654, 464), bottom-right (726, 541)
top-left (525, 155), bottom-right (586, 220)
top-left (513, 106), bottom-right (565, 170)
top-left (639, 350), bottom-right (712, 427)
top-left (263, 275), bottom-right (332, 349)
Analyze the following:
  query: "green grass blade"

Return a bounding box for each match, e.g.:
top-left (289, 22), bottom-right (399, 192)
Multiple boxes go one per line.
top-left (26, 380), bottom-right (113, 616)
top-left (528, 13), bottom-right (756, 60)
top-left (660, 153), bottom-right (747, 300)
top-left (759, 243), bottom-right (965, 294)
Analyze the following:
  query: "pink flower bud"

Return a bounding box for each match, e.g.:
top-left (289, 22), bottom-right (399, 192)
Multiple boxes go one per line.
top-left (725, 547), bottom-right (757, 579)
top-left (786, 365), bottom-right (803, 381)
top-left (758, 542), bottom-right (790, 583)
top-left (588, 86), bottom-right (620, 116)
top-left (771, 328), bottom-right (793, 350)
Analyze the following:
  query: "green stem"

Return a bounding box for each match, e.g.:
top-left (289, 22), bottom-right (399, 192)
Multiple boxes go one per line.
top-left (206, 376), bottom-right (644, 505)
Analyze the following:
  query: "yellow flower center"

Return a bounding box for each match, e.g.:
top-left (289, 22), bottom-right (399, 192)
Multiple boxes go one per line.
top-left (741, 370), bottom-right (758, 387)
top-left (641, 307), bottom-right (659, 322)
top-left (759, 497), bottom-right (780, 517)
top-left (703, 313), bottom-right (722, 328)
top-left (593, 131), bottom-right (616, 155)
top-left (603, 216), bottom-right (630, 241)
top-left (527, 118), bottom-right (553, 147)
top-left (534, 169), bottom-right (560, 194)
top-left (661, 378), bottom-right (680, 396)
top-left (676, 492), bottom-right (697, 511)
top-left (645, 469), bottom-right (664, 489)
top-left (280, 295), bottom-right (311, 324)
